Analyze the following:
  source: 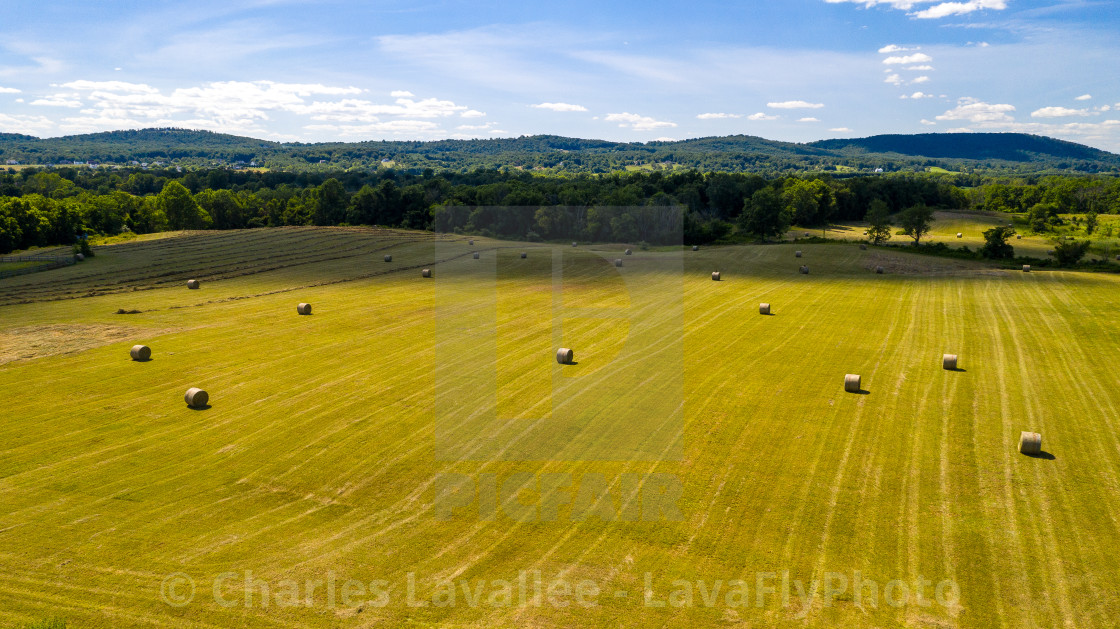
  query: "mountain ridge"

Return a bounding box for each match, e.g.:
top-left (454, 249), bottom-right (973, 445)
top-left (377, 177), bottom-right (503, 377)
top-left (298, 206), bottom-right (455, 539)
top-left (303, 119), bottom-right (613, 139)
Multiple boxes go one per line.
top-left (1, 128), bottom-right (1117, 174)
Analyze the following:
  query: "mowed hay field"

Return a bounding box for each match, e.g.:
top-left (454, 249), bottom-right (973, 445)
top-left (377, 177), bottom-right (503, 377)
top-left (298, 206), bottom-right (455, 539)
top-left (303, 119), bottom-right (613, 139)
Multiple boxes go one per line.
top-left (2, 226), bottom-right (1120, 627)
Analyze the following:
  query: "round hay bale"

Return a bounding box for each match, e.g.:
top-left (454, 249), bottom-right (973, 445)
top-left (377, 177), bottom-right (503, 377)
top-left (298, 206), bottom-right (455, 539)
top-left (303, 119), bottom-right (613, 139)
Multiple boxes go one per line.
top-left (572, 241), bottom-right (578, 247)
top-left (75, 253), bottom-right (85, 261)
top-left (473, 252), bottom-right (480, 259)
top-left (859, 244), bottom-right (867, 250)
top-left (875, 266), bottom-right (884, 274)
top-left (1019, 431), bottom-right (1042, 455)
top-left (804, 232), bottom-right (811, 237)
top-left (186, 279), bottom-right (200, 289)
top-left (862, 231), bottom-right (868, 235)
top-left (759, 303), bottom-right (770, 315)
top-left (942, 354), bottom-right (958, 370)
top-left (422, 268), bottom-right (432, 278)
top-left (711, 271), bottom-right (721, 281)
top-left (184, 387), bottom-right (209, 408)
top-left (556, 348), bottom-right (574, 364)
top-left (130, 344), bottom-right (151, 361)
top-left (297, 303), bottom-right (312, 315)
top-left (520, 252), bottom-right (527, 259)
top-left (844, 374), bottom-right (861, 393)
top-left (957, 232), bottom-right (963, 238)
top-left (799, 265), bottom-right (809, 275)
top-left (614, 259), bottom-right (623, 267)
top-left (625, 249), bottom-right (632, 255)
top-left (692, 245), bottom-right (699, 251)
top-left (469, 239), bottom-right (474, 245)
top-left (795, 250), bottom-right (802, 258)
top-left (384, 254), bottom-right (392, 262)
top-left (1023, 264), bottom-right (1031, 272)
top-left (1115, 255), bottom-right (1120, 261)
top-left (1016, 235), bottom-right (1022, 239)
top-left (1047, 250), bottom-right (1055, 256)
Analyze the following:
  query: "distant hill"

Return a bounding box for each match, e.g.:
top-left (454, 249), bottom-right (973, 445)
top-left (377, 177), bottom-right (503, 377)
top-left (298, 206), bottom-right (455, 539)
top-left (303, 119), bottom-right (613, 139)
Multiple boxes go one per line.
top-left (1, 128), bottom-right (1117, 174)
top-left (809, 133), bottom-right (1116, 163)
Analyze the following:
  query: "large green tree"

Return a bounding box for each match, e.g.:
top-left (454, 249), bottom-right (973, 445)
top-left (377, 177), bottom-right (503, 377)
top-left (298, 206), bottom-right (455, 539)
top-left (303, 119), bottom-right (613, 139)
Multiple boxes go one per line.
top-left (737, 187), bottom-right (789, 240)
top-left (864, 199), bottom-right (892, 245)
top-left (980, 225), bottom-right (1015, 259)
top-left (159, 180), bottom-right (210, 230)
top-left (898, 204), bottom-right (934, 246)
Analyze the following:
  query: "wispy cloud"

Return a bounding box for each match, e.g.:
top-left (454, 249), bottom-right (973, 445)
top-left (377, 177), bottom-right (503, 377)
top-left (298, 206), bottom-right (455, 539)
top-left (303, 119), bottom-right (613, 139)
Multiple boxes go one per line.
top-left (936, 97), bottom-right (1015, 123)
top-left (914, 0), bottom-right (1008, 19)
top-left (604, 112), bottom-right (676, 130)
top-left (0, 86), bottom-right (23, 94)
top-left (878, 44), bottom-right (917, 53)
top-left (1074, 94), bottom-right (1092, 101)
top-left (824, 0), bottom-right (1008, 20)
top-left (767, 100), bottom-right (825, 109)
top-left (697, 112), bottom-right (742, 119)
top-left (797, 117), bottom-right (820, 122)
top-left (748, 112), bottom-right (779, 120)
top-left (1031, 106), bottom-right (1091, 118)
top-left (883, 53), bottom-right (933, 65)
top-left (531, 102), bottom-right (588, 112)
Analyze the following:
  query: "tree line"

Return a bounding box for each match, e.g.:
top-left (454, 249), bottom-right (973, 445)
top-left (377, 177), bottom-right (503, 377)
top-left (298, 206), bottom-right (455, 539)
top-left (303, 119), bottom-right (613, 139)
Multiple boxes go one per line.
top-left (1, 166), bottom-right (1117, 254)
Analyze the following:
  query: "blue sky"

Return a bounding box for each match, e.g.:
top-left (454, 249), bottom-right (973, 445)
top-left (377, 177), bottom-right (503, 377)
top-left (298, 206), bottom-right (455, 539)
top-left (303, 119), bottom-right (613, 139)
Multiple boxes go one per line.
top-left (1, 0), bottom-right (1118, 150)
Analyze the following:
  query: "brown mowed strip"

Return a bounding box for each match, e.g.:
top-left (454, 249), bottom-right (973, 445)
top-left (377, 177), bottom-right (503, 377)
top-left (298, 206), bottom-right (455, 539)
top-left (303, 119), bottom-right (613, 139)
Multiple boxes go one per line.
top-left (863, 251), bottom-right (1004, 276)
top-left (0, 323), bottom-right (173, 365)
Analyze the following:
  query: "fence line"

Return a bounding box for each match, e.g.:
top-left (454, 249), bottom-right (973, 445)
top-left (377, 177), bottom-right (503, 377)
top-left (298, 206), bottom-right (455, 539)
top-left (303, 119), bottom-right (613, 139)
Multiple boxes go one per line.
top-left (0, 255), bottom-right (76, 279)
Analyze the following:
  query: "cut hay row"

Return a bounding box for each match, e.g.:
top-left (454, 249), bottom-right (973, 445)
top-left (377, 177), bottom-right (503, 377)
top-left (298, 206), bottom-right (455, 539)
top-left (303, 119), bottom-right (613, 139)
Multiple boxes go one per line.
top-left (5, 231), bottom-right (1119, 628)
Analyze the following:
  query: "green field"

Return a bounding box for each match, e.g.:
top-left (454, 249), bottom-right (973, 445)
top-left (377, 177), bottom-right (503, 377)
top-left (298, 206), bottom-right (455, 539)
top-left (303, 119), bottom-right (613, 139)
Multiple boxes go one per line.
top-left (2, 224), bottom-right (1120, 627)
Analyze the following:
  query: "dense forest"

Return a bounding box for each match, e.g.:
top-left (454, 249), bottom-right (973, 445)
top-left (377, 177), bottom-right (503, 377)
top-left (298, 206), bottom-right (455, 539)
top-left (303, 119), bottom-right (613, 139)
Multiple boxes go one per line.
top-left (2, 129), bottom-right (1119, 175)
top-left (2, 164), bottom-right (1119, 254)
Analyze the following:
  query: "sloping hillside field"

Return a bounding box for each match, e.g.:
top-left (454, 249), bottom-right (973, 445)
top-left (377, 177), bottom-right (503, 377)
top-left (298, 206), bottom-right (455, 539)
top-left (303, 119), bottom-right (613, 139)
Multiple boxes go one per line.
top-left (2, 227), bottom-right (1120, 627)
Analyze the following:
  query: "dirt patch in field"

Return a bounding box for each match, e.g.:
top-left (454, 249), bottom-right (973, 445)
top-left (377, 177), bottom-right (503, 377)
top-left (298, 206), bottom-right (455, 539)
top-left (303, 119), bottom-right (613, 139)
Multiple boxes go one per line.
top-left (863, 251), bottom-right (1002, 276)
top-left (0, 323), bottom-right (169, 365)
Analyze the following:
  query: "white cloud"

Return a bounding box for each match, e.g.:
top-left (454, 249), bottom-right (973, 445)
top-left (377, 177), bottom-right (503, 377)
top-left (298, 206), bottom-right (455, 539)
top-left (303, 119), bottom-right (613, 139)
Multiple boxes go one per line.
top-left (906, 65), bottom-right (935, 71)
top-left (305, 120), bottom-right (443, 136)
top-left (767, 100), bottom-right (824, 109)
top-left (460, 110), bottom-right (486, 118)
top-left (884, 74), bottom-right (903, 86)
top-left (797, 117), bottom-right (820, 122)
top-left (911, 76), bottom-right (931, 84)
top-left (883, 53), bottom-right (933, 65)
top-left (604, 112), bottom-right (676, 130)
top-left (1031, 106), bottom-right (1091, 118)
top-left (531, 102), bottom-right (588, 112)
top-left (902, 91), bottom-right (934, 99)
top-left (748, 112), bottom-right (779, 120)
top-left (30, 96), bottom-right (82, 107)
top-left (833, 0), bottom-right (1007, 18)
top-left (697, 112), bottom-right (742, 119)
top-left (829, 127), bottom-right (853, 132)
top-left (1074, 94), bottom-right (1092, 101)
top-left (0, 86), bottom-right (22, 94)
top-left (650, 137), bottom-right (677, 142)
top-left (878, 44), bottom-right (916, 53)
top-left (920, 119), bottom-right (937, 125)
top-left (936, 98), bottom-right (1015, 123)
top-left (914, 0), bottom-right (1007, 19)
top-left (60, 80), bottom-right (159, 94)
top-left (0, 112), bottom-right (55, 134)
top-left (390, 90), bottom-right (414, 98)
